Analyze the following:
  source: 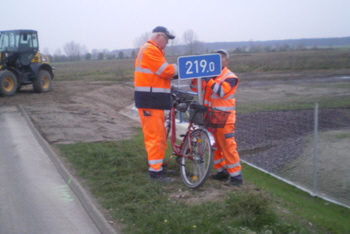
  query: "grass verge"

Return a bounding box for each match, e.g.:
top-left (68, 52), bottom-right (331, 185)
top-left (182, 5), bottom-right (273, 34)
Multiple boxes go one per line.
top-left (238, 95), bottom-right (350, 113)
top-left (55, 128), bottom-right (350, 234)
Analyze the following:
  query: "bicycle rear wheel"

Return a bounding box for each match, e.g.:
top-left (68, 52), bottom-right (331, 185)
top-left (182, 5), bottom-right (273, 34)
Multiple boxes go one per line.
top-left (179, 129), bottom-right (213, 188)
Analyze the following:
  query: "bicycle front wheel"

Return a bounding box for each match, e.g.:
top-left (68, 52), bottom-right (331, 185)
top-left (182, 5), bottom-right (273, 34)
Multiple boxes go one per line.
top-left (179, 129), bottom-right (213, 188)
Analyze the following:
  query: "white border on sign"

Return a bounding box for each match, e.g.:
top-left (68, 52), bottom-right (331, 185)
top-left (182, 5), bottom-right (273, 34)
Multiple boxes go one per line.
top-left (177, 53), bottom-right (222, 80)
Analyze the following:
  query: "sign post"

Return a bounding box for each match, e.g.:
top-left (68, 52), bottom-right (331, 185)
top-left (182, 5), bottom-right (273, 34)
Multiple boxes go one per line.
top-left (177, 54), bottom-right (222, 104)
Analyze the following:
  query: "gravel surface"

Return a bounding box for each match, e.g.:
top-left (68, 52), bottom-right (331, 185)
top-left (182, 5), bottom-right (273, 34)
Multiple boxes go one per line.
top-left (236, 109), bottom-right (350, 172)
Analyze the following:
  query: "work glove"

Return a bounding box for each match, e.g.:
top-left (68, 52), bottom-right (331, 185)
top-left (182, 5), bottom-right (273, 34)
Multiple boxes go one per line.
top-left (172, 75), bottom-right (179, 79)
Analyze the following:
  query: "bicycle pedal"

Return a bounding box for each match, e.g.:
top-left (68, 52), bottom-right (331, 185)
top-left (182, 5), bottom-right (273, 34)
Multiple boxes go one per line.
top-left (180, 134), bottom-right (186, 137)
top-left (175, 157), bottom-right (182, 164)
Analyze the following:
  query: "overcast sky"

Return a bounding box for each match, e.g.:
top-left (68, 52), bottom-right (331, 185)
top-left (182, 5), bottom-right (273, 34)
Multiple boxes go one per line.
top-left (2, 0), bottom-right (349, 55)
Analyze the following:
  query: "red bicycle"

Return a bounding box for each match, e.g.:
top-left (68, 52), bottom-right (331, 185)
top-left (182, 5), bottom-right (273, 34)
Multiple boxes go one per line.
top-left (164, 86), bottom-right (230, 188)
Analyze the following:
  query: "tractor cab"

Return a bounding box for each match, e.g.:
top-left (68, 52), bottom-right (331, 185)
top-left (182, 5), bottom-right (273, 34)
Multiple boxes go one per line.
top-left (0, 30), bottom-right (39, 67)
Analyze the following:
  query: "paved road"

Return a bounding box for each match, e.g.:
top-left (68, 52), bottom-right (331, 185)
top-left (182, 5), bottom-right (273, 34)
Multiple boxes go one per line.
top-left (0, 106), bottom-right (113, 234)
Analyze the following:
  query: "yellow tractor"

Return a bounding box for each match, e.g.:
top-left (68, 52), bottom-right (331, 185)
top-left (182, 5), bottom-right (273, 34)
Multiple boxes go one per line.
top-left (0, 29), bottom-right (54, 96)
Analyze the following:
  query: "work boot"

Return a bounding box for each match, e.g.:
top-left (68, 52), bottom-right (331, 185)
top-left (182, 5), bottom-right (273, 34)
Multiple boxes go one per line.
top-left (162, 168), bottom-right (175, 176)
top-left (210, 170), bottom-right (229, 181)
top-left (225, 175), bottom-right (243, 187)
top-left (149, 171), bottom-right (174, 183)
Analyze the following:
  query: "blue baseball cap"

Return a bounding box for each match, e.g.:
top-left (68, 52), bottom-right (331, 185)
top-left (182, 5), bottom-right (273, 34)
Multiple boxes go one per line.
top-left (152, 26), bottom-right (175, 39)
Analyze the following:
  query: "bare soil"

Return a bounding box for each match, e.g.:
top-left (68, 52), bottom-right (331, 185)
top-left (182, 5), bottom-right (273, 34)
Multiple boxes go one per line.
top-left (0, 81), bottom-right (140, 144)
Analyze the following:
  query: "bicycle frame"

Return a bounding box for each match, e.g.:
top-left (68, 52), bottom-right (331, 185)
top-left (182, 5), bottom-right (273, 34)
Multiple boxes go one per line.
top-left (168, 96), bottom-right (216, 160)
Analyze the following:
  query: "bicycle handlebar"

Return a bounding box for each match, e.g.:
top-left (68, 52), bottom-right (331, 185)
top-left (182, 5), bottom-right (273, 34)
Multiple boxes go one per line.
top-left (171, 86), bottom-right (195, 101)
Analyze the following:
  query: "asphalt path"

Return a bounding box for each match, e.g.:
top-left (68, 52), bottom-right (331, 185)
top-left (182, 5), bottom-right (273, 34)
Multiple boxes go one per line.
top-left (0, 106), bottom-right (116, 234)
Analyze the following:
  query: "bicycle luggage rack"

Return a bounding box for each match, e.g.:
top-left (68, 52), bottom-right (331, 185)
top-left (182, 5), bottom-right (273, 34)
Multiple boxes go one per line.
top-left (189, 103), bottom-right (230, 128)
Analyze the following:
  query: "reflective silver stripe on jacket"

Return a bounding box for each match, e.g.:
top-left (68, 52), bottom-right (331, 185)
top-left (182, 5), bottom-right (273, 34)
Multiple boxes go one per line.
top-left (211, 72), bottom-right (236, 98)
top-left (135, 67), bottom-right (154, 74)
top-left (204, 101), bottom-right (236, 111)
top-left (134, 87), bottom-right (171, 93)
top-left (212, 83), bottom-right (225, 97)
top-left (211, 93), bottom-right (235, 100)
top-left (135, 43), bottom-right (155, 74)
top-left (155, 62), bottom-right (169, 75)
top-left (213, 106), bottom-right (236, 111)
top-left (135, 43), bottom-right (149, 68)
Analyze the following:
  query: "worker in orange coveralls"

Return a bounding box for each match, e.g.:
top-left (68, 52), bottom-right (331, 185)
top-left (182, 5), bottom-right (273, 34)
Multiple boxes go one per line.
top-left (134, 26), bottom-right (178, 182)
top-left (190, 49), bottom-right (242, 186)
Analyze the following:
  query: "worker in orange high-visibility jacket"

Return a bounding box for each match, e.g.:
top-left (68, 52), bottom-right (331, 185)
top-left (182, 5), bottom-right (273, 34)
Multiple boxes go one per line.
top-left (190, 49), bottom-right (242, 186)
top-left (134, 26), bottom-right (178, 183)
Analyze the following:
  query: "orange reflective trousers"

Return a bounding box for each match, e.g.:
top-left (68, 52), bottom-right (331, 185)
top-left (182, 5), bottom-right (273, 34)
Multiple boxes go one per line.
top-left (213, 124), bottom-right (241, 177)
top-left (138, 108), bottom-right (167, 172)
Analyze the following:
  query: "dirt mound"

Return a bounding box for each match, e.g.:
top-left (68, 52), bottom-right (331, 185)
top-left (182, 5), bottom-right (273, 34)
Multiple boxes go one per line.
top-left (0, 81), bottom-right (139, 144)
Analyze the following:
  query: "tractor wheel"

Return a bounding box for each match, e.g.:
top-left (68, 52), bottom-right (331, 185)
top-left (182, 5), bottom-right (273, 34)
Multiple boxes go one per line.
top-left (33, 70), bottom-right (52, 93)
top-left (0, 70), bottom-right (18, 97)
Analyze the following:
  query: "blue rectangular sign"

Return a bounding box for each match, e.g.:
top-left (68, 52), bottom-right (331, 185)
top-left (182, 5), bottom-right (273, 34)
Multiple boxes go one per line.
top-left (177, 54), bottom-right (222, 79)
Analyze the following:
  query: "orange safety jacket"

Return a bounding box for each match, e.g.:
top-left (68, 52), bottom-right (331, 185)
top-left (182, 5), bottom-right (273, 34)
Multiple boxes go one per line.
top-left (191, 66), bottom-right (239, 124)
top-left (134, 40), bottom-right (177, 110)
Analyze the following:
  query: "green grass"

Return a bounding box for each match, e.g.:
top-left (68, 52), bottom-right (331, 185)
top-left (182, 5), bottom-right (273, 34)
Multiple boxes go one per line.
top-left (52, 59), bottom-right (134, 81)
top-left (229, 50), bottom-right (350, 72)
top-left (55, 128), bottom-right (350, 234)
top-left (245, 166), bottom-right (350, 233)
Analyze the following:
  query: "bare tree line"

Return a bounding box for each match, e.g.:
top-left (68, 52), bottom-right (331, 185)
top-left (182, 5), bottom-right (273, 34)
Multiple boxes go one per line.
top-left (133, 29), bottom-right (205, 56)
top-left (48, 29), bottom-right (205, 62)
